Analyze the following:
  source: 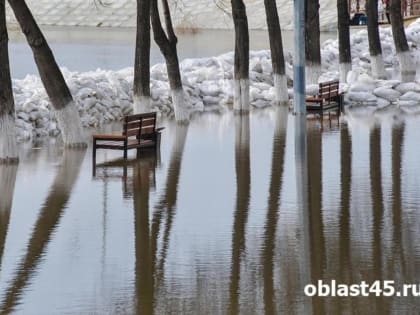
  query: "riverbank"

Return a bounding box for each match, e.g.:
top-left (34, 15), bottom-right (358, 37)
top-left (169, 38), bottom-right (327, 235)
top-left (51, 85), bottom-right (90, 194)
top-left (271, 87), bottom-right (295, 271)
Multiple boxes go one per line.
top-left (11, 19), bottom-right (420, 142)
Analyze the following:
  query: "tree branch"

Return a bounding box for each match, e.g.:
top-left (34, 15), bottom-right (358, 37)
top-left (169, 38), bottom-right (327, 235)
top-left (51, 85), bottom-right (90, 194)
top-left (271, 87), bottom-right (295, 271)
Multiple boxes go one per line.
top-left (150, 0), bottom-right (170, 53)
top-left (161, 0), bottom-right (177, 45)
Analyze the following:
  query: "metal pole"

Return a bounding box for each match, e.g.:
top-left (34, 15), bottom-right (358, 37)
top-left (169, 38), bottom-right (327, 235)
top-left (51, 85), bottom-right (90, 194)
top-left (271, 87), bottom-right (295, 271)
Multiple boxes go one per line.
top-left (293, 0), bottom-right (306, 114)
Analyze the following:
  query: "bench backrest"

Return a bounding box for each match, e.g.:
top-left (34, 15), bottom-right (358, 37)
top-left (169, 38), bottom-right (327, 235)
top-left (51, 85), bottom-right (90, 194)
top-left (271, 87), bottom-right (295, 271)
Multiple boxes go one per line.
top-left (123, 112), bottom-right (157, 138)
top-left (319, 80), bottom-right (340, 100)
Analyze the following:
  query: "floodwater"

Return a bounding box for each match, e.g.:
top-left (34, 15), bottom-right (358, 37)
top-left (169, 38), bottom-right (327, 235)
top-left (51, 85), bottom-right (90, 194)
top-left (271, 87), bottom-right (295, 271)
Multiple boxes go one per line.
top-left (1, 108), bottom-right (420, 314)
top-left (8, 27), bottom-right (336, 78)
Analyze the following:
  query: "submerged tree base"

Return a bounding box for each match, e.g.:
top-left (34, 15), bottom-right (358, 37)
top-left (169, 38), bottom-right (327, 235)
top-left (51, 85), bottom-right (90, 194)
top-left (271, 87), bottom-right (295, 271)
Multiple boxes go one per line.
top-left (339, 63), bottom-right (352, 84)
top-left (398, 51), bottom-right (416, 82)
top-left (274, 74), bottom-right (289, 105)
top-left (0, 115), bottom-right (18, 162)
top-left (234, 79), bottom-right (250, 113)
top-left (171, 89), bottom-right (190, 123)
top-left (54, 102), bottom-right (87, 148)
top-left (305, 64), bottom-right (321, 85)
top-left (370, 54), bottom-right (387, 80)
top-left (133, 95), bottom-right (151, 114)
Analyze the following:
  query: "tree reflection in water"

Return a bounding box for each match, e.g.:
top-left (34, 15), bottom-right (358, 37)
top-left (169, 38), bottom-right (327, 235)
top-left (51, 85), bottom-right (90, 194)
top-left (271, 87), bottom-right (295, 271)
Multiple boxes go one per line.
top-left (261, 106), bottom-right (288, 315)
top-left (229, 113), bottom-right (251, 315)
top-left (136, 124), bottom-right (188, 313)
top-left (0, 148), bottom-right (86, 314)
top-left (1, 111), bottom-right (420, 314)
top-left (0, 164), bottom-right (18, 272)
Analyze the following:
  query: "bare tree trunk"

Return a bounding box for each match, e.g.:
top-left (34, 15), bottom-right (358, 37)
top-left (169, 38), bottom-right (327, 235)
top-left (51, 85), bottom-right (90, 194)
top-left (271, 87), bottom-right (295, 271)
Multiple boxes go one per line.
top-left (0, 0), bottom-right (18, 162)
top-left (367, 0), bottom-right (387, 79)
top-left (390, 0), bottom-right (416, 81)
top-left (133, 0), bottom-right (151, 113)
top-left (264, 0), bottom-right (288, 105)
top-left (231, 0), bottom-right (250, 112)
top-left (150, 0), bottom-right (188, 122)
top-left (305, 0), bottom-right (321, 84)
top-left (7, 0), bottom-right (85, 146)
top-left (337, 0), bottom-right (352, 83)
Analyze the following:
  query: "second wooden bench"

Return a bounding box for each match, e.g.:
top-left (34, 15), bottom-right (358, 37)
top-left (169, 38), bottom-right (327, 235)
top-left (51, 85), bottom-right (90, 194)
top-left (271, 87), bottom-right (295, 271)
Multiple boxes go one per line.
top-left (306, 80), bottom-right (343, 119)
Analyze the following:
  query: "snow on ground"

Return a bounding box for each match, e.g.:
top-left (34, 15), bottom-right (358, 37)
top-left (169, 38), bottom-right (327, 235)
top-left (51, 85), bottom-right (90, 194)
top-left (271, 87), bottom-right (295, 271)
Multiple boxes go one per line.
top-left (11, 20), bottom-right (420, 141)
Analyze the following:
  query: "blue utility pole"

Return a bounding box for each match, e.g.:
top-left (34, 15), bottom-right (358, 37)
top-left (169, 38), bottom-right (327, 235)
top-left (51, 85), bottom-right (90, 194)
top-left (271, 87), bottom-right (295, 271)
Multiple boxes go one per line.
top-left (293, 0), bottom-right (306, 114)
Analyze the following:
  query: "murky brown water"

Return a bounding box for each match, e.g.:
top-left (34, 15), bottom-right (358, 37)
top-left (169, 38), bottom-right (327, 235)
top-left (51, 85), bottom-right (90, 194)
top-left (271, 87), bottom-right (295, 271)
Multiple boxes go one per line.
top-left (1, 108), bottom-right (420, 314)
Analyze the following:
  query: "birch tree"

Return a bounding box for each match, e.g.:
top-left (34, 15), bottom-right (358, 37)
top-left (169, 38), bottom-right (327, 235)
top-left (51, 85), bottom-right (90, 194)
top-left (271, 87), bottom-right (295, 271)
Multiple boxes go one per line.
top-left (0, 0), bottom-right (18, 162)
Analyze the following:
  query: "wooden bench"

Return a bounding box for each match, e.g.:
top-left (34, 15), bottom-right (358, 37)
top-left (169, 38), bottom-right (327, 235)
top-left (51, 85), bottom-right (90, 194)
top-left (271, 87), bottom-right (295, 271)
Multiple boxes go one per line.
top-left (92, 112), bottom-right (163, 161)
top-left (306, 80), bottom-right (343, 120)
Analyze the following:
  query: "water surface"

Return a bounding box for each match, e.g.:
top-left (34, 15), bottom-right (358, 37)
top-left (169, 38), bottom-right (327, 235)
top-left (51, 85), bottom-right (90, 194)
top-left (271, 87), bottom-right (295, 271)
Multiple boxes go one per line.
top-left (8, 27), bottom-right (336, 78)
top-left (0, 109), bottom-right (420, 314)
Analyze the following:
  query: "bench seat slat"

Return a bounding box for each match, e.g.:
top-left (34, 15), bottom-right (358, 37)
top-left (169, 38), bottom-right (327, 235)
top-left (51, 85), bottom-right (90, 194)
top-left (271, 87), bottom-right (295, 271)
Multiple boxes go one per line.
top-left (127, 140), bottom-right (154, 149)
top-left (125, 112), bottom-right (156, 122)
top-left (125, 121), bottom-right (141, 129)
top-left (95, 144), bottom-right (125, 150)
top-left (126, 128), bottom-right (141, 137)
top-left (141, 118), bottom-right (156, 127)
top-left (306, 96), bottom-right (322, 102)
top-left (93, 134), bottom-right (127, 140)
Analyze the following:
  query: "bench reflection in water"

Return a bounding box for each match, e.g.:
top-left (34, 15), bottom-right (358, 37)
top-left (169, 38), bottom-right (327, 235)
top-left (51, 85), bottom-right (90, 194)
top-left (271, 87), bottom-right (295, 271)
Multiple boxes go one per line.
top-left (92, 149), bottom-right (161, 199)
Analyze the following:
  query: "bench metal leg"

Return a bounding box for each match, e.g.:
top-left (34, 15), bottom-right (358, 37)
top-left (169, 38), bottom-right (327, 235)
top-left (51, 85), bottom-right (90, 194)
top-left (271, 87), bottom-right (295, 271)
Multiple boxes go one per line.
top-left (92, 139), bottom-right (97, 162)
top-left (92, 163), bottom-right (97, 177)
top-left (157, 133), bottom-right (161, 148)
top-left (123, 140), bottom-right (128, 159)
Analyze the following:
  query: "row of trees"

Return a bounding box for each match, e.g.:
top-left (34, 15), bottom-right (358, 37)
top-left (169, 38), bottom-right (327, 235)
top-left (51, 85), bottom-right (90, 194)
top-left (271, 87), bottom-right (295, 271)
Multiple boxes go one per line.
top-left (344, 0), bottom-right (415, 81)
top-left (0, 0), bottom-right (417, 162)
top-left (0, 0), bottom-right (270, 162)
